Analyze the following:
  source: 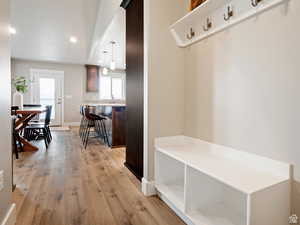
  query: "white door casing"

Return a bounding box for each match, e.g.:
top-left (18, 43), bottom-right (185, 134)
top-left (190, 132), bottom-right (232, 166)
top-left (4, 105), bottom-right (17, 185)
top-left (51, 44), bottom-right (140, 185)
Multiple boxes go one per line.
top-left (30, 69), bottom-right (64, 126)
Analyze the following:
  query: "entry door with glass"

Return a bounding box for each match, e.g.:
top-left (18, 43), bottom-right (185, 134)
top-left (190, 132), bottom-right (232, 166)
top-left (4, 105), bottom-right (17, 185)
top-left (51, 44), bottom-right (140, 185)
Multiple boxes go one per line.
top-left (30, 69), bottom-right (64, 126)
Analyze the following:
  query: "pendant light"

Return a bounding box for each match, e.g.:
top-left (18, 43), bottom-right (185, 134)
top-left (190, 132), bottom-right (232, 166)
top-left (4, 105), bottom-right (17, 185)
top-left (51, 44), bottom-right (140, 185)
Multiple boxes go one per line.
top-left (102, 51), bottom-right (108, 75)
top-left (103, 67), bottom-right (108, 75)
top-left (110, 41), bottom-right (116, 71)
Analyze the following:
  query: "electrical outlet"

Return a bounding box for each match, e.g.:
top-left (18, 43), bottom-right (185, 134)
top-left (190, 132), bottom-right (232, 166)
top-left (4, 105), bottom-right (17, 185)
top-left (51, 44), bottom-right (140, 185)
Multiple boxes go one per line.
top-left (0, 170), bottom-right (4, 191)
top-left (289, 214), bottom-right (298, 224)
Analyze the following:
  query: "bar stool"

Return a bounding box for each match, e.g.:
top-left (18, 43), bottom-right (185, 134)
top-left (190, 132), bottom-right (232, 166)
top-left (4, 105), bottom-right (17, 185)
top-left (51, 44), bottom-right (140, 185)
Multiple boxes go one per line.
top-left (79, 105), bottom-right (85, 138)
top-left (82, 106), bottom-right (110, 149)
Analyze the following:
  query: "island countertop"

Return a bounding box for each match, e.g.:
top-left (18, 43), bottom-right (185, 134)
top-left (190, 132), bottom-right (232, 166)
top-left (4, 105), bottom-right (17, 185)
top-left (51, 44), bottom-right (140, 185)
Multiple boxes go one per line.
top-left (83, 103), bottom-right (126, 107)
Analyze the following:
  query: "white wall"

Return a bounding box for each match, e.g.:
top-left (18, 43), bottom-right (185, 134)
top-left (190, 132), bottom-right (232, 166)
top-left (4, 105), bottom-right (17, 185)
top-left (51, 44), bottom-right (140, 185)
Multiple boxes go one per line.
top-left (144, 0), bottom-right (300, 215)
top-left (11, 59), bottom-right (85, 123)
top-left (184, 0), bottom-right (300, 182)
top-left (183, 0), bottom-right (300, 216)
top-left (0, 0), bottom-right (13, 222)
top-left (144, 0), bottom-right (186, 181)
top-left (11, 59), bottom-right (126, 124)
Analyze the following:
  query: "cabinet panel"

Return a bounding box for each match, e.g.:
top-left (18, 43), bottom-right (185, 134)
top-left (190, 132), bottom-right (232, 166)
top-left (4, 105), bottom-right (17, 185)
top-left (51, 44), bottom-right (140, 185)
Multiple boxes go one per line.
top-left (124, 0), bottom-right (144, 180)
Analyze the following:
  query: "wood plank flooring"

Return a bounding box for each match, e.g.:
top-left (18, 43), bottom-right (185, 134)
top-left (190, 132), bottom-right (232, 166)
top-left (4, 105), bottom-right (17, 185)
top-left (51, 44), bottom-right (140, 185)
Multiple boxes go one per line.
top-left (13, 128), bottom-right (185, 225)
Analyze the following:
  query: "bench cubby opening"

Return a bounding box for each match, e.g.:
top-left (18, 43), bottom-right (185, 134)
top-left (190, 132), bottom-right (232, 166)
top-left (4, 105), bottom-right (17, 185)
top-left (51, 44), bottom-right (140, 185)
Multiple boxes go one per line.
top-left (155, 150), bottom-right (185, 210)
top-left (185, 166), bottom-right (247, 225)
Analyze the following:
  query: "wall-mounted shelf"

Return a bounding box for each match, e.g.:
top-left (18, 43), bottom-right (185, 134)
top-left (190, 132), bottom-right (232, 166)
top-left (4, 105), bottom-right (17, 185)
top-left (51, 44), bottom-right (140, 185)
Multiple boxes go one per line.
top-left (170, 0), bottom-right (288, 47)
top-left (155, 136), bottom-right (291, 225)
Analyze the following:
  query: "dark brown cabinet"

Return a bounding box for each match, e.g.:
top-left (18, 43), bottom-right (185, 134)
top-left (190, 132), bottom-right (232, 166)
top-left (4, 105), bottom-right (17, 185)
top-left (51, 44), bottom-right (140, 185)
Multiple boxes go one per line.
top-left (122, 0), bottom-right (144, 180)
top-left (90, 105), bottom-right (126, 148)
top-left (85, 65), bottom-right (99, 92)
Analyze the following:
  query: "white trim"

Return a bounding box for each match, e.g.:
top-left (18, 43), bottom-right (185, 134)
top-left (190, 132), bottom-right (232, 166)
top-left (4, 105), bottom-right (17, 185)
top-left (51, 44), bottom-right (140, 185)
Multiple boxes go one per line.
top-left (142, 178), bottom-right (156, 196)
top-left (61, 75), bottom-right (65, 127)
top-left (30, 69), bottom-right (65, 126)
top-left (1, 204), bottom-right (16, 225)
top-left (143, 0), bottom-right (150, 184)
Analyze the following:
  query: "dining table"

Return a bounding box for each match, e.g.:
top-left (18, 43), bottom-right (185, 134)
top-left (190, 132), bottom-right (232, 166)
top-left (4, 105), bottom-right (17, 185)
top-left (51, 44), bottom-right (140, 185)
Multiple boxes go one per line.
top-left (15, 106), bottom-right (47, 151)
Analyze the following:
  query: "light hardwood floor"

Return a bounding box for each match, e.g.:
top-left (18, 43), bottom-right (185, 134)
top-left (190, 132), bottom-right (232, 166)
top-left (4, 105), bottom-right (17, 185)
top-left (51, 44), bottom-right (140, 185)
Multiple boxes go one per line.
top-left (13, 128), bottom-right (185, 225)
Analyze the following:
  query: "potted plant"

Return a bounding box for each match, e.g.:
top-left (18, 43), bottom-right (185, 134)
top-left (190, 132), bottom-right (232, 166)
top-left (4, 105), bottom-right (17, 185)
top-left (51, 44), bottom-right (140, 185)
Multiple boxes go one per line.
top-left (12, 76), bottom-right (28, 110)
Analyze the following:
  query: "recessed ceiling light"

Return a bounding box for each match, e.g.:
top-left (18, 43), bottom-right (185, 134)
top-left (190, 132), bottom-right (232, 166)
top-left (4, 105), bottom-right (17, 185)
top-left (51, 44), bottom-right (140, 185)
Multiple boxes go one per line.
top-left (70, 36), bottom-right (78, 43)
top-left (9, 27), bottom-right (16, 35)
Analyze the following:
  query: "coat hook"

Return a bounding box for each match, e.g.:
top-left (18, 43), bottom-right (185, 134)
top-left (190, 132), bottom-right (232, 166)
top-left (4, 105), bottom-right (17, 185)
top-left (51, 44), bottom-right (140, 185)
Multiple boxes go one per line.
top-left (186, 28), bottom-right (195, 40)
top-left (203, 18), bottom-right (212, 32)
top-left (251, 0), bottom-right (262, 7)
top-left (224, 5), bottom-right (234, 21)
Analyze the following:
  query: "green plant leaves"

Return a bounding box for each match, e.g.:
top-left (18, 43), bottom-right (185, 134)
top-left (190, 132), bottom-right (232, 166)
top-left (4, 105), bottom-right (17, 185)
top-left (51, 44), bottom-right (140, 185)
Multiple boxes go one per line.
top-left (12, 76), bottom-right (28, 94)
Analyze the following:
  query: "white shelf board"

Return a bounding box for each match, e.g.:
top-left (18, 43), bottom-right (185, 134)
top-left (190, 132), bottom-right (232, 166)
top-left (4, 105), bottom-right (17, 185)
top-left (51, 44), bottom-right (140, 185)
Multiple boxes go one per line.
top-left (187, 205), bottom-right (242, 225)
top-left (155, 136), bottom-right (290, 194)
top-left (156, 183), bottom-right (185, 211)
top-left (170, 0), bottom-right (288, 47)
top-left (170, 0), bottom-right (231, 27)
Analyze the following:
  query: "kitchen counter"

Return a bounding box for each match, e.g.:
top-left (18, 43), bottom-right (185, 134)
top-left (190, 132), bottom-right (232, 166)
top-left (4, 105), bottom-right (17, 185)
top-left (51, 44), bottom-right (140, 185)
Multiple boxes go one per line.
top-left (82, 104), bottom-right (126, 148)
top-left (83, 103), bottom-right (126, 107)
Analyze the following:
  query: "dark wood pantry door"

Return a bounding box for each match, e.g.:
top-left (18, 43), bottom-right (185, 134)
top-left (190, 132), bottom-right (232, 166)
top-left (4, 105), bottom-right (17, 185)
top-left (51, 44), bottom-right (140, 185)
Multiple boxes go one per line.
top-left (121, 0), bottom-right (144, 180)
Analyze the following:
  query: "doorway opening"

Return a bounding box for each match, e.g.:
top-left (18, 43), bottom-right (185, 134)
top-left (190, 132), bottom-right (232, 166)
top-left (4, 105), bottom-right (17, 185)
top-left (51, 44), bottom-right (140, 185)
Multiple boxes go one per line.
top-left (30, 69), bottom-right (64, 126)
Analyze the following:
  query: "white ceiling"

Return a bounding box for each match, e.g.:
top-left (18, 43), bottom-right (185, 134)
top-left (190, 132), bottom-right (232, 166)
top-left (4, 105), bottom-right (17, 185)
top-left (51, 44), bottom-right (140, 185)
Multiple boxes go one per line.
top-left (89, 8), bottom-right (126, 70)
top-left (11, 0), bottom-right (125, 69)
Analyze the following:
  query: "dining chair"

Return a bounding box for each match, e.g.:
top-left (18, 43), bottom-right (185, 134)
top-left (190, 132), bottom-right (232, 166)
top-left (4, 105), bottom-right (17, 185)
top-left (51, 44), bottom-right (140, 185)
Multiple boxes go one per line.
top-left (11, 106), bottom-right (19, 116)
top-left (24, 105), bottom-right (52, 149)
top-left (12, 116), bottom-right (23, 159)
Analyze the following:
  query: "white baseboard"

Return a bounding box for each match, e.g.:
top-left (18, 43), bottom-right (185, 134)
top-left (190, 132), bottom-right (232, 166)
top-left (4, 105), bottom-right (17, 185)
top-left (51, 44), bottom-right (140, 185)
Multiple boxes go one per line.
top-left (1, 204), bottom-right (16, 225)
top-left (62, 122), bottom-right (80, 127)
top-left (142, 178), bottom-right (156, 196)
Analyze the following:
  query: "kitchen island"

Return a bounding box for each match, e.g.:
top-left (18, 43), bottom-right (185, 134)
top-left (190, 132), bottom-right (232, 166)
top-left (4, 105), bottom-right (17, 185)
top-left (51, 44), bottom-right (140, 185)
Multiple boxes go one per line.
top-left (84, 103), bottom-right (126, 148)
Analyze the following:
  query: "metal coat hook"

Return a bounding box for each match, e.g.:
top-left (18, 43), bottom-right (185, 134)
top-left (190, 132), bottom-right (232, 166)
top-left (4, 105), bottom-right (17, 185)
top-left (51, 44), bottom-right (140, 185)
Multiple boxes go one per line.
top-left (186, 28), bottom-right (195, 40)
top-left (251, 0), bottom-right (263, 7)
top-left (203, 18), bottom-right (212, 32)
top-left (224, 5), bottom-right (234, 21)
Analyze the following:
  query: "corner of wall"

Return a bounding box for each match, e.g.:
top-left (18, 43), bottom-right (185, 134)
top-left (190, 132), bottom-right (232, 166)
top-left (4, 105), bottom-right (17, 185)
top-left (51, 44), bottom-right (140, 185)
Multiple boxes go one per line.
top-left (142, 178), bottom-right (156, 196)
top-left (143, 0), bottom-right (188, 182)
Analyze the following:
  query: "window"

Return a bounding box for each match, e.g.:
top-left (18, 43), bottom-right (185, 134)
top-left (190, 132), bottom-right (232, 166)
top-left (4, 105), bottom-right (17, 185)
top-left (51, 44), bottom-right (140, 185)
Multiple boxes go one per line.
top-left (100, 76), bottom-right (112, 99)
top-left (100, 73), bottom-right (125, 100)
top-left (112, 77), bottom-right (123, 99)
top-left (39, 77), bottom-right (55, 119)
